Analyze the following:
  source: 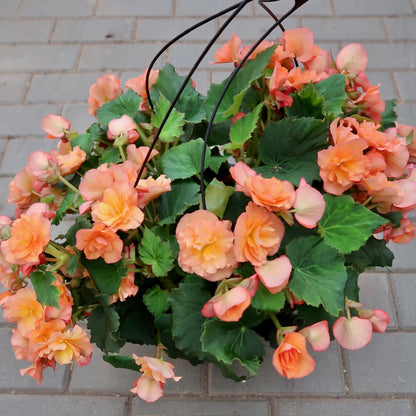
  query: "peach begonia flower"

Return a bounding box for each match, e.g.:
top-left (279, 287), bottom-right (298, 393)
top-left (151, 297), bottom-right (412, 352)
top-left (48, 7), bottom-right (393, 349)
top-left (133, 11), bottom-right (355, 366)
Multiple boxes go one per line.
top-left (384, 215), bottom-right (415, 244)
top-left (283, 27), bottom-right (315, 63)
top-left (125, 68), bottom-right (159, 101)
top-left (234, 202), bottom-right (285, 267)
top-left (42, 114), bottom-right (71, 139)
top-left (272, 332), bottom-right (315, 379)
top-left (293, 178), bottom-right (326, 229)
top-left (318, 138), bottom-right (371, 195)
top-left (201, 285), bottom-right (252, 322)
top-left (91, 182), bottom-right (144, 232)
top-left (136, 175), bottom-right (172, 209)
top-left (1, 209), bottom-right (50, 265)
top-left (254, 255), bottom-right (292, 294)
top-left (330, 117), bottom-right (360, 145)
top-left (8, 166), bottom-right (42, 209)
top-left (335, 43), bottom-right (368, 74)
top-left (88, 74), bottom-right (123, 116)
top-left (358, 308), bottom-right (390, 333)
top-left (176, 210), bottom-right (237, 282)
top-left (212, 32), bottom-right (242, 64)
top-left (126, 144), bottom-right (158, 171)
top-left (27, 151), bottom-right (60, 184)
top-left (110, 271), bottom-right (139, 304)
top-left (56, 145), bottom-right (86, 177)
top-left (0, 251), bottom-right (16, 289)
top-left (396, 123), bottom-right (416, 162)
top-left (354, 84), bottom-right (385, 122)
top-left (1, 287), bottom-right (44, 337)
top-left (107, 115), bottom-right (139, 145)
top-left (75, 222), bottom-right (123, 264)
top-left (299, 321), bottom-right (330, 352)
top-left (304, 45), bottom-right (332, 74)
top-left (285, 67), bottom-right (327, 91)
top-left (332, 315), bottom-right (373, 350)
top-left (131, 355), bottom-right (181, 403)
top-left (44, 274), bottom-right (74, 324)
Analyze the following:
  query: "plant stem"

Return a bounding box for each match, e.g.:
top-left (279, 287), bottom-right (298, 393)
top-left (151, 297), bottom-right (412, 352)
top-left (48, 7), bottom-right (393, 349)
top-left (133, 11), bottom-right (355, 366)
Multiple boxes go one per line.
top-left (58, 175), bottom-right (80, 195)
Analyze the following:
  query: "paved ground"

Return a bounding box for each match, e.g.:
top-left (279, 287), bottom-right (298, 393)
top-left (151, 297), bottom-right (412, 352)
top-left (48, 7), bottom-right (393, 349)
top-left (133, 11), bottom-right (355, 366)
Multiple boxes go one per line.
top-left (0, 0), bottom-right (416, 415)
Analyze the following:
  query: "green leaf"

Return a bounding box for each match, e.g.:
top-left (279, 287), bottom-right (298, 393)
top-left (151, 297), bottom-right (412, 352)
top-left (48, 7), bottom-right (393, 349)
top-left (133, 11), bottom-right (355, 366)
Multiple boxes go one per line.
top-left (70, 133), bottom-right (95, 154)
top-left (52, 190), bottom-right (75, 225)
top-left (380, 99), bottom-right (397, 129)
top-left (64, 216), bottom-right (92, 246)
top-left (158, 179), bottom-right (200, 225)
top-left (257, 117), bottom-right (328, 185)
top-left (203, 178), bottom-right (234, 218)
top-left (297, 304), bottom-right (338, 339)
top-left (81, 256), bottom-right (126, 295)
top-left (87, 294), bottom-right (125, 353)
top-left (286, 82), bottom-right (326, 119)
top-left (160, 138), bottom-right (209, 180)
top-left (65, 251), bottom-right (81, 277)
top-left (168, 278), bottom-right (212, 360)
top-left (96, 89), bottom-right (142, 125)
top-left (287, 236), bottom-right (348, 316)
top-left (251, 282), bottom-right (286, 313)
top-left (99, 146), bottom-right (122, 165)
top-left (314, 74), bottom-right (347, 115)
top-left (103, 354), bottom-right (141, 372)
top-left (344, 267), bottom-right (360, 302)
top-left (151, 94), bottom-right (185, 142)
top-left (225, 103), bottom-right (263, 149)
top-left (206, 46), bottom-right (276, 122)
top-left (201, 320), bottom-right (264, 378)
top-left (150, 63), bottom-right (206, 123)
top-left (139, 228), bottom-right (173, 277)
top-left (318, 194), bottom-right (387, 254)
top-left (30, 270), bottom-right (60, 308)
top-left (143, 286), bottom-right (170, 318)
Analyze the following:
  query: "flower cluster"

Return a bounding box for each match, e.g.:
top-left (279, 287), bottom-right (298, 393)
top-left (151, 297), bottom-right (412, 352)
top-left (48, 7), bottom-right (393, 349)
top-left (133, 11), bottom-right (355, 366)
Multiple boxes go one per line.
top-left (0, 27), bottom-right (415, 401)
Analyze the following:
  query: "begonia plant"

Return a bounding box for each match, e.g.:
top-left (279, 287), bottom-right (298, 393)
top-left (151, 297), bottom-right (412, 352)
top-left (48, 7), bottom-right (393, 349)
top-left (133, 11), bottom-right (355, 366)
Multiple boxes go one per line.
top-left (1, 27), bottom-right (415, 402)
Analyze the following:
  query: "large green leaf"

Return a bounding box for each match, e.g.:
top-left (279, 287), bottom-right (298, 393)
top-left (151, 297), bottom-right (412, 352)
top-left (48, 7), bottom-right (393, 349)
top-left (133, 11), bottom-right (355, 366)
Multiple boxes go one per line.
top-left (286, 82), bottom-right (326, 119)
top-left (158, 180), bottom-right (200, 225)
top-left (380, 98), bottom-right (397, 129)
top-left (318, 194), bottom-right (387, 254)
top-left (103, 354), bottom-right (141, 372)
top-left (251, 282), bottom-right (286, 313)
top-left (257, 117), bottom-right (328, 185)
top-left (150, 63), bottom-right (206, 123)
top-left (143, 286), bottom-right (170, 318)
top-left (138, 228), bottom-right (174, 277)
top-left (30, 270), bottom-right (60, 308)
top-left (87, 294), bottom-right (125, 353)
top-left (287, 236), bottom-right (347, 316)
top-left (203, 178), bottom-right (234, 219)
top-left (168, 278), bottom-right (212, 360)
top-left (206, 46), bottom-right (276, 122)
top-left (201, 320), bottom-right (265, 378)
top-left (81, 256), bottom-right (126, 295)
top-left (314, 73), bottom-right (347, 115)
top-left (96, 89), bottom-right (142, 125)
top-left (151, 94), bottom-right (185, 142)
top-left (52, 190), bottom-right (75, 225)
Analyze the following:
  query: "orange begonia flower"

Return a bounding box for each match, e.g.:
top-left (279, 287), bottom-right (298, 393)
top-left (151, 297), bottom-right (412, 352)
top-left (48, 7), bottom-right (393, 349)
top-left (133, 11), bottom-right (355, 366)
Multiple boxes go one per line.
top-left (42, 114), bottom-right (71, 139)
top-left (283, 27), bottom-right (315, 62)
top-left (272, 332), bottom-right (315, 379)
top-left (76, 222), bottom-right (123, 264)
top-left (318, 138), bottom-right (371, 195)
top-left (91, 183), bottom-right (144, 232)
top-left (1, 211), bottom-right (50, 265)
top-left (136, 175), bottom-right (172, 209)
top-left (234, 202), bottom-right (285, 267)
top-left (125, 68), bottom-right (159, 100)
top-left (88, 74), bottom-right (123, 116)
top-left (254, 255), bottom-right (292, 294)
top-left (335, 43), bottom-right (368, 74)
top-left (176, 210), bottom-right (237, 281)
top-left (212, 33), bottom-right (242, 64)
top-left (299, 321), bottom-right (330, 352)
top-left (56, 145), bottom-right (86, 176)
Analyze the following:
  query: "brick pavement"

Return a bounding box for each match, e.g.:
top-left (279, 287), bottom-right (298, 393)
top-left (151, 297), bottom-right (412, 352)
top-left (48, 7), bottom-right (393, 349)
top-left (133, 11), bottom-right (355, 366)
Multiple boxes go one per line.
top-left (0, 0), bottom-right (415, 415)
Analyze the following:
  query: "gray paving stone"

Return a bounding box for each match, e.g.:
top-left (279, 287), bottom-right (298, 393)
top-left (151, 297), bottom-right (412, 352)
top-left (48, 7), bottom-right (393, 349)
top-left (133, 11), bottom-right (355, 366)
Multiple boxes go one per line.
top-left (395, 71), bottom-right (416, 102)
top-left (0, 176), bottom-right (15, 218)
top-left (176, 0), bottom-right (253, 17)
top-left (0, 19), bottom-right (54, 43)
top-left (391, 273), bottom-right (416, 328)
top-left (0, 0), bottom-right (20, 18)
top-left (366, 71), bottom-right (397, 101)
top-left (388, 238), bottom-right (416, 270)
top-left (209, 343), bottom-right (344, 395)
top-left (274, 399), bottom-right (415, 416)
top-left (0, 327), bottom-right (68, 390)
top-left (347, 332), bottom-right (416, 393)
top-left (302, 18), bottom-right (387, 41)
top-left (61, 103), bottom-right (96, 134)
top-left (53, 18), bottom-right (135, 43)
top-left (136, 18), bottom-right (217, 41)
top-left (70, 343), bottom-right (205, 395)
top-left (357, 272), bottom-right (397, 329)
top-left (0, 45), bottom-right (79, 71)
top-left (167, 43), bottom-right (225, 70)
top-left (18, 0), bottom-right (96, 17)
top-left (0, 137), bottom-right (57, 175)
top-left (96, 0), bottom-right (174, 17)
top-left (27, 72), bottom-right (102, 103)
top-left (253, 0), bottom-right (333, 17)
top-left (334, 0), bottom-right (414, 16)
top-left (0, 104), bottom-right (60, 137)
top-left (132, 398), bottom-right (270, 416)
top-left (0, 394), bottom-right (127, 416)
top-left (363, 43), bottom-right (416, 70)
top-left (396, 103), bottom-right (416, 126)
top-left (0, 74), bottom-right (30, 104)
top-left (387, 17), bottom-right (416, 41)
top-left (79, 44), bottom-right (158, 71)
top-left (176, 68), bottom-right (211, 95)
